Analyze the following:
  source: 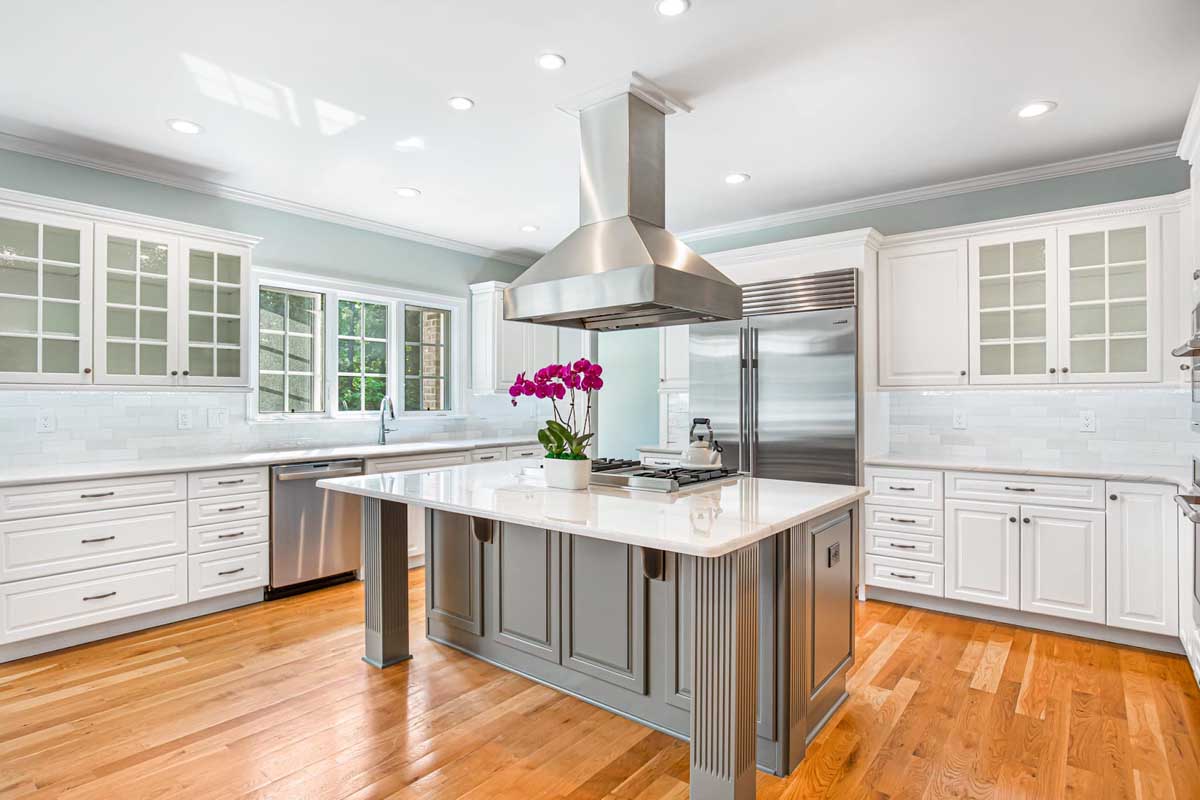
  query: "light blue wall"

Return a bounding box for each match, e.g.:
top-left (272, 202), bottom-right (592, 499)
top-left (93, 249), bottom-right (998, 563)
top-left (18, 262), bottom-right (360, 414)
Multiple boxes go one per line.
top-left (689, 158), bottom-right (1190, 254)
top-left (596, 328), bottom-right (659, 460)
top-left (0, 149), bottom-right (525, 295)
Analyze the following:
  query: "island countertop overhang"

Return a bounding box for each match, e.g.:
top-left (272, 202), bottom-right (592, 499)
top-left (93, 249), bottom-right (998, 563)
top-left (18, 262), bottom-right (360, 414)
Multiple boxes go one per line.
top-left (317, 459), bottom-right (869, 558)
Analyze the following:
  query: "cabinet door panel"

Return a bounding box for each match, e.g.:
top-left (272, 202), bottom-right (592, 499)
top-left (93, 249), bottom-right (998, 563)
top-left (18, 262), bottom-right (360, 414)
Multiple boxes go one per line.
top-left (1106, 483), bottom-right (1177, 635)
top-left (426, 510), bottom-right (483, 635)
top-left (179, 239), bottom-right (250, 387)
top-left (945, 500), bottom-right (1020, 609)
top-left (878, 240), bottom-right (969, 386)
top-left (491, 523), bottom-right (559, 662)
top-left (561, 534), bottom-right (646, 694)
top-left (1020, 505), bottom-right (1106, 623)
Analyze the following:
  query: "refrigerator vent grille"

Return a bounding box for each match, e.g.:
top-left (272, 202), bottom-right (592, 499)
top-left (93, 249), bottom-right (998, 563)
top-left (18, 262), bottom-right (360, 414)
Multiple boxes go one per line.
top-left (740, 268), bottom-right (857, 316)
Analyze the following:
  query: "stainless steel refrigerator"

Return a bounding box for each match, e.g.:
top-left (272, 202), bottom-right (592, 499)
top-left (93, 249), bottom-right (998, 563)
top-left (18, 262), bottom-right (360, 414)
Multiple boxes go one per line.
top-left (690, 269), bottom-right (858, 485)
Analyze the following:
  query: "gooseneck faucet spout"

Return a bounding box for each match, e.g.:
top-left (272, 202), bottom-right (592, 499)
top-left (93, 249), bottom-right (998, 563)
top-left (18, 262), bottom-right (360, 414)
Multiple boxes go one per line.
top-left (378, 395), bottom-right (396, 445)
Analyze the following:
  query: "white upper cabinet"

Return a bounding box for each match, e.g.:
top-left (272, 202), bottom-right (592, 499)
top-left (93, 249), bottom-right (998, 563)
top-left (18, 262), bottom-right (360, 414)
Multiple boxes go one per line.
top-left (0, 206), bottom-right (93, 384)
top-left (969, 228), bottom-right (1058, 384)
top-left (180, 238), bottom-right (251, 386)
top-left (94, 223), bottom-right (180, 385)
top-left (470, 281), bottom-right (558, 394)
top-left (878, 239), bottom-right (969, 386)
top-left (1057, 216), bottom-right (1160, 383)
top-left (659, 324), bottom-right (689, 389)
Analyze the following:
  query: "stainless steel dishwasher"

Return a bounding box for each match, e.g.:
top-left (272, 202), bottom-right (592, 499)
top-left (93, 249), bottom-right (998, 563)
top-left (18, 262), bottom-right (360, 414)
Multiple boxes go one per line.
top-left (269, 459), bottom-right (365, 597)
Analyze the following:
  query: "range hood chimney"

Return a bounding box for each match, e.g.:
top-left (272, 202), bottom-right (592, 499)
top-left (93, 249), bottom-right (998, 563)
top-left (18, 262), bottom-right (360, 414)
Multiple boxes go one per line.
top-left (504, 79), bottom-right (742, 331)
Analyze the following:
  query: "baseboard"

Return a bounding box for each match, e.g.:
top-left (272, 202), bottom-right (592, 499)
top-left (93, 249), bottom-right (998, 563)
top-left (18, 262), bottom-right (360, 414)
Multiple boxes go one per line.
top-left (0, 588), bottom-right (263, 664)
top-left (866, 587), bottom-right (1184, 655)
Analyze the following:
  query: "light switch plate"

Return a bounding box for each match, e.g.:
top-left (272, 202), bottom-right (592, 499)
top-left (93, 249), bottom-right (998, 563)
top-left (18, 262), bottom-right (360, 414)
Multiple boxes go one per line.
top-left (178, 409), bottom-right (194, 430)
top-left (207, 408), bottom-right (228, 428)
top-left (1079, 410), bottom-right (1096, 433)
top-left (35, 410), bottom-right (55, 433)
top-left (952, 409), bottom-right (967, 430)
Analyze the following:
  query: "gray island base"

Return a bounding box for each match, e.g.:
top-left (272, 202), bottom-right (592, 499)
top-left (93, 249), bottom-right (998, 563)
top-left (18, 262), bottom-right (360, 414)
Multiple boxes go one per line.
top-left (357, 495), bottom-right (861, 800)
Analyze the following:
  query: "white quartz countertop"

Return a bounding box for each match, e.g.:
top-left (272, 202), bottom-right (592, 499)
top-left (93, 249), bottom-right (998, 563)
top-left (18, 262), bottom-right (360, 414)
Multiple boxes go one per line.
top-left (0, 435), bottom-right (540, 488)
top-left (864, 455), bottom-right (1188, 488)
top-left (318, 459), bottom-right (869, 558)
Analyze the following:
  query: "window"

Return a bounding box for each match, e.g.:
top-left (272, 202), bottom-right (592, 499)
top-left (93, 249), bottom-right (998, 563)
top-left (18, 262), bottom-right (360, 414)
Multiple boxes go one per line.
top-left (403, 305), bottom-right (449, 411)
top-left (337, 299), bottom-right (389, 411)
top-left (258, 287), bottom-right (324, 413)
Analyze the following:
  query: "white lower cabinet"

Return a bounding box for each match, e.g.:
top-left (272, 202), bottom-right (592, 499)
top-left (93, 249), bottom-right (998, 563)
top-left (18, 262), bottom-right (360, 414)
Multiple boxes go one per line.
top-left (1106, 483), bottom-right (1178, 635)
top-left (1020, 505), bottom-right (1106, 624)
top-left (188, 543), bottom-right (269, 602)
top-left (944, 500), bottom-right (1021, 609)
top-left (864, 554), bottom-right (944, 596)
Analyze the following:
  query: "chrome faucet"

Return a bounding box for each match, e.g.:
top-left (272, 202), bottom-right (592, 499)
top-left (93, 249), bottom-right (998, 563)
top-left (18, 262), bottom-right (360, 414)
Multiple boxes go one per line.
top-left (378, 395), bottom-right (397, 445)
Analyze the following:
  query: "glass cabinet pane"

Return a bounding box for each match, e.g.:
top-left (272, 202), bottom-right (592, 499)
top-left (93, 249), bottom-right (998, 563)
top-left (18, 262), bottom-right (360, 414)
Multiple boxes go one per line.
top-left (184, 244), bottom-right (245, 384)
top-left (973, 233), bottom-right (1050, 381)
top-left (101, 229), bottom-right (174, 382)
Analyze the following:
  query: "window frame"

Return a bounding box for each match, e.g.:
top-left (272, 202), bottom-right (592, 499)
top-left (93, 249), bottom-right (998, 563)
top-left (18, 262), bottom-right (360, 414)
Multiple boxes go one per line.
top-left (334, 295), bottom-right (391, 414)
top-left (256, 284), bottom-right (326, 416)
top-left (250, 266), bottom-right (466, 422)
top-left (400, 304), bottom-right (451, 413)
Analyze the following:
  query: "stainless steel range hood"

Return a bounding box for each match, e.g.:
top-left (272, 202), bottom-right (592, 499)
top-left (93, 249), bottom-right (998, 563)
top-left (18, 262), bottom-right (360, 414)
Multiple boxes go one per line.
top-left (504, 90), bottom-right (742, 331)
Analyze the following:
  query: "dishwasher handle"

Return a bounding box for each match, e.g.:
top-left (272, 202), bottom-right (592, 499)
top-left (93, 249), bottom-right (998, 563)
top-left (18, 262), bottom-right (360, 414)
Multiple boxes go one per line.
top-left (273, 460), bottom-right (365, 481)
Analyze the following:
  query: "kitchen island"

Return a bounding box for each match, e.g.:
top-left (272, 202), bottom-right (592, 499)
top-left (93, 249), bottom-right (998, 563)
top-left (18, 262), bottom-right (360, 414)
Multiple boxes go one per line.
top-left (319, 461), bottom-right (868, 800)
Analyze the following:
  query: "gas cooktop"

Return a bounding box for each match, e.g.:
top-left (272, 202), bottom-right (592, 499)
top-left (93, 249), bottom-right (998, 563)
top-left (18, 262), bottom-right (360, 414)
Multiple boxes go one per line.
top-left (589, 459), bottom-right (741, 493)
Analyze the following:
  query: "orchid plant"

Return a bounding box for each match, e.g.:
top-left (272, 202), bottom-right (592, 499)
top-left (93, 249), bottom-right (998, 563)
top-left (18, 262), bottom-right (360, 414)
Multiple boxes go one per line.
top-left (509, 358), bottom-right (604, 461)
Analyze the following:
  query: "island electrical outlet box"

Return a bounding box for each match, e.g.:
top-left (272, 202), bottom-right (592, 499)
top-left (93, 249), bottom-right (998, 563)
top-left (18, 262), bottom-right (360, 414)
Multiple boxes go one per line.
top-left (828, 541), bottom-right (840, 567)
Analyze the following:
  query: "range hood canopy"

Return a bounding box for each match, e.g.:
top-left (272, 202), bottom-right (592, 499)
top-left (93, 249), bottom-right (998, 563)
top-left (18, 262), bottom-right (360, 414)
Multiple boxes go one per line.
top-left (504, 77), bottom-right (742, 331)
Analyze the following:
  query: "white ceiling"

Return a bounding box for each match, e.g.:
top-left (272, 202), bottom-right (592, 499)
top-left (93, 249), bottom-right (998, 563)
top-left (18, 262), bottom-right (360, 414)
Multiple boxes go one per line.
top-left (1, 0), bottom-right (1198, 263)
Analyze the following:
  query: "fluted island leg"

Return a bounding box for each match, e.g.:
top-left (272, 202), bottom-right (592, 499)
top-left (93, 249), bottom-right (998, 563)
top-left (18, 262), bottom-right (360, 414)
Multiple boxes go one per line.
top-left (362, 497), bottom-right (411, 668)
top-left (690, 544), bottom-right (760, 800)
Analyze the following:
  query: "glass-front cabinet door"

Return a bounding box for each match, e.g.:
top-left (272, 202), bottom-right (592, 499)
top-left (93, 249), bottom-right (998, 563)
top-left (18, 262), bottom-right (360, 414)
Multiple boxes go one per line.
top-left (180, 239), bottom-right (250, 386)
top-left (968, 228), bottom-right (1058, 384)
top-left (1057, 216), bottom-right (1160, 383)
top-left (0, 208), bottom-right (93, 383)
top-left (93, 223), bottom-right (179, 385)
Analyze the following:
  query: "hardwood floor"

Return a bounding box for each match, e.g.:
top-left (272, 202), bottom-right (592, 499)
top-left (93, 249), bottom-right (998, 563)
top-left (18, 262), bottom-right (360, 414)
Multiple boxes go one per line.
top-left (2, 570), bottom-right (1198, 799)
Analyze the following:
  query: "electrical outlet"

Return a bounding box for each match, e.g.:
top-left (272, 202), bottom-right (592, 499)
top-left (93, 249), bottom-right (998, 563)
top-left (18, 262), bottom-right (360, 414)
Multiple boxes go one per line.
top-left (207, 408), bottom-right (228, 428)
top-left (1079, 410), bottom-right (1096, 433)
top-left (952, 409), bottom-right (967, 430)
top-left (35, 410), bottom-right (55, 433)
top-left (178, 409), bottom-right (194, 430)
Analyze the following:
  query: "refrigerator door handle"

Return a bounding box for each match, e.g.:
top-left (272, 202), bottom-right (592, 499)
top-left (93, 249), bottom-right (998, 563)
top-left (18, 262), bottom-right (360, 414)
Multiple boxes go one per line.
top-left (749, 326), bottom-right (759, 477)
top-left (738, 327), bottom-right (748, 473)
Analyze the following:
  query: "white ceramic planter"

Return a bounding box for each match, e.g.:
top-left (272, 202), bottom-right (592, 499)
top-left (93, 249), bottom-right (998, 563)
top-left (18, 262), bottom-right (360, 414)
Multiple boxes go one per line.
top-left (544, 456), bottom-right (591, 490)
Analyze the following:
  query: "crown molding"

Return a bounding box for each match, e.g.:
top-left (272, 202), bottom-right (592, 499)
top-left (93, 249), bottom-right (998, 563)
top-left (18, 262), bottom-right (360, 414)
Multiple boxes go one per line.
top-left (1179, 83), bottom-right (1200, 165)
top-left (681, 141), bottom-right (1182, 244)
top-left (704, 227), bottom-right (883, 267)
top-left (556, 72), bottom-right (692, 118)
top-left (0, 131), bottom-right (536, 268)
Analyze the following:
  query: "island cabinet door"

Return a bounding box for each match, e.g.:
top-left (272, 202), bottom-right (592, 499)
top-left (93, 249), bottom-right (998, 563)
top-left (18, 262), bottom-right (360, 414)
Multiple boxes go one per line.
top-left (425, 510), bottom-right (484, 636)
top-left (560, 534), bottom-right (648, 694)
top-left (489, 523), bottom-right (560, 663)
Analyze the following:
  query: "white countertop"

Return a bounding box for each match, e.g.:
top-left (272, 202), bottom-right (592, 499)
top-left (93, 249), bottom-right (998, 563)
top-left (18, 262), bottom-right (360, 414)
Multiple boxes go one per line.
top-left (318, 459), bottom-right (869, 558)
top-left (864, 455), bottom-right (1188, 488)
top-left (0, 435), bottom-right (540, 488)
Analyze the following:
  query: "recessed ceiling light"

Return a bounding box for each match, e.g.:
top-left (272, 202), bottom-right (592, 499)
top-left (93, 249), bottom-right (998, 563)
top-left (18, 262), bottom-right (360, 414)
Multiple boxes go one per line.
top-left (1017, 100), bottom-right (1057, 119)
top-left (167, 118), bottom-right (203, 135)
top-left (521, 224), bottom-right (540, 233)
top-left (448, 96), bottom-right (475, 111)
top-left (395, 187), bottom-right (422, 198)
top-left (724, 172), bottom-right (751, 185)
top-left (656, 0), bottom-right (691, 16)
top-left (537, 53), bottom-right (566, 71)
top-left (394, 136), bottom-right (426, 151)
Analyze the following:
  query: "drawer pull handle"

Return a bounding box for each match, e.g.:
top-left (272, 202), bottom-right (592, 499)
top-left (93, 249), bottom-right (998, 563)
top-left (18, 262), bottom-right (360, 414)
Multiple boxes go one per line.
top-left (80, 491), bottom-right (115, 499)
top-left (218, 531), bottom-right (246, 539)
top-left (888, 543), bottom-right (917, 549)
top-left (478, 455), bottom-right (495, 461)
top-left (217, 479), bottom-right (245, 486)
top-left (218, 567), bottom-right (245, 577)
top-left (83, 591), bottom-right (116, 601)
top-left (218, 505), bottom-right (246, 513)
top-left (889, 571), bottom-right (917, 580)
top-left (1004, 486), bottom-right (1036, 492)
top-left (887, 486), bottom-right (916, 492)
top-left (81, 536), bottom-right (116, 544)
top-left (889, 517), bottom-right (917, 524)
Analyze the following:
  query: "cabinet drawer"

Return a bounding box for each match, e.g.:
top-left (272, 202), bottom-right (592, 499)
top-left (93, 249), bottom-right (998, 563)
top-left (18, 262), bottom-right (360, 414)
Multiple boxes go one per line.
top-left (0, 554), bottom-right (187, 644)
top-left (864, 467), bottom-right (943, 509)
top-left (471, 448), bottom-right (506, 463)
top-left (188, 516), bottom-right (269, 555)
top-left (188, 543), bottom-right (268, 602)
top-left (863, 504), bottom-right (943, 537)
top-left (865, 530), bottom-right (945, 564)
top-left (366, 452), bottom-right (469, 474)
top-left (187, 492), bottom-right (269, 526)
top-left (944, 471), bottom-right (1105, 510)
top-left (0, 502), bottom-right (187, 583)
top-left (0, 473), bottom-right (188, 523)
top-left (188, 467), bottom-right (269, 499)
top-left (506, 445), bottom-right (541, 460)
top-left (865, 555), bottom-right (944, 597)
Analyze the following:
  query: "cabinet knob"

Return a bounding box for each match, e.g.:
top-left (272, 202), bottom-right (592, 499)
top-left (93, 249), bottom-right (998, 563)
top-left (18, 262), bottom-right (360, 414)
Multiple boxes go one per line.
top-left (1061, 367), bottom-right (1069, 373)
top-left (1182, 364), bottom-right (1192, 371)
top-left (959, 370), bottom-right (967, 377)
top-left (1110, 493), bottom-right (1118, 501)
top-left (1023, 517), bottom-right (1031, 524)
top-left (171, 370), bottom-right (179, 376)
top-left (1009, 516), bottom-right (1017, 523)
top-left (182, 370), bottom-right (190, 376)
top-left (83, 367), bottom-right (92, 374)
top-left (1049, 368), bottom-right (1056, 374)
